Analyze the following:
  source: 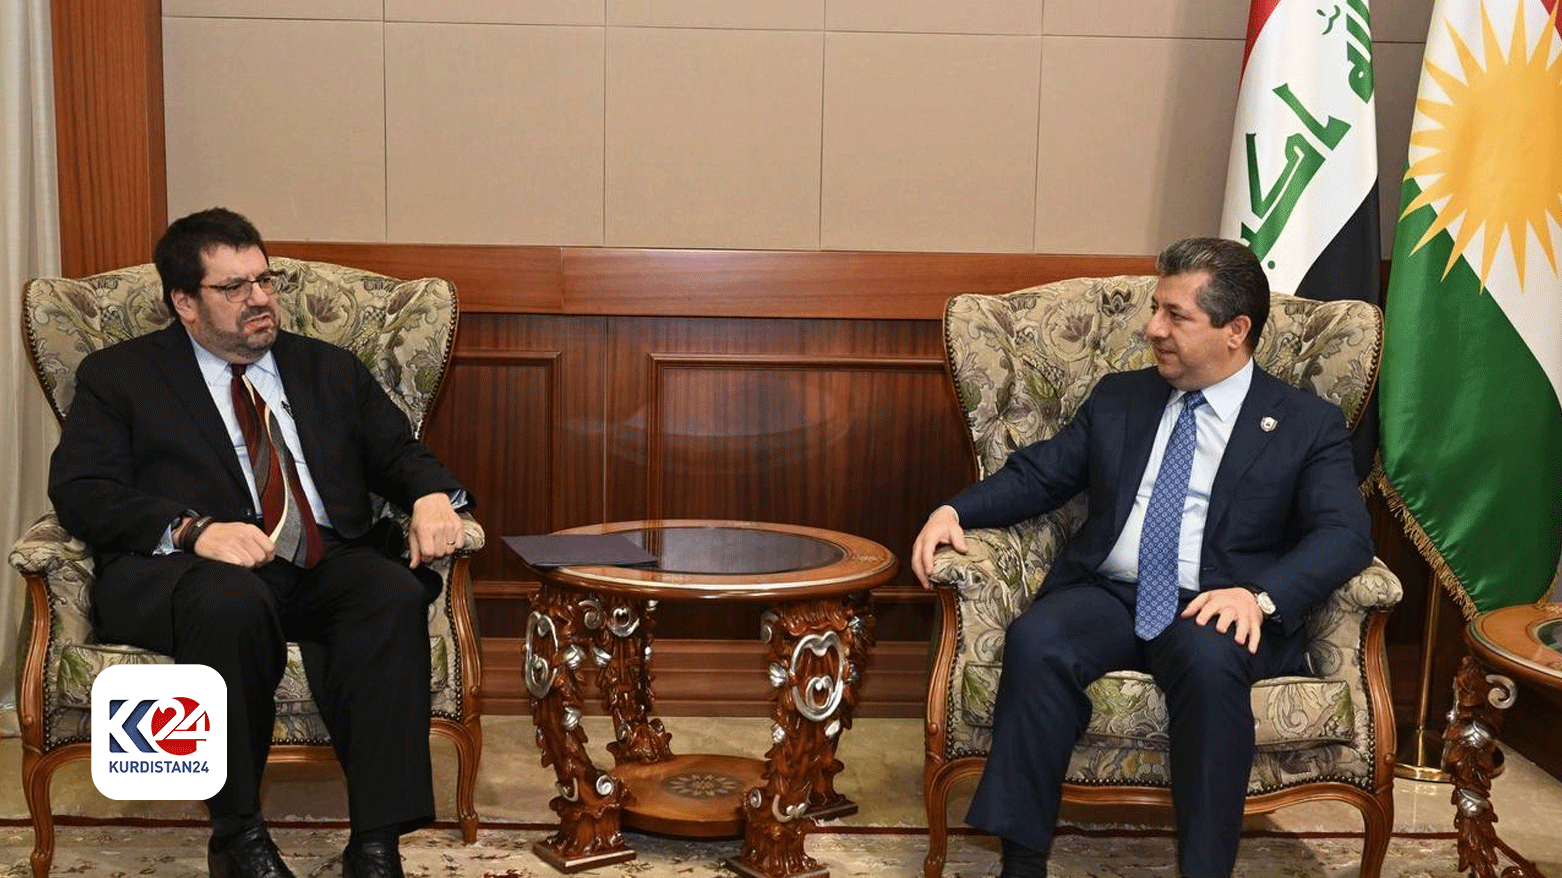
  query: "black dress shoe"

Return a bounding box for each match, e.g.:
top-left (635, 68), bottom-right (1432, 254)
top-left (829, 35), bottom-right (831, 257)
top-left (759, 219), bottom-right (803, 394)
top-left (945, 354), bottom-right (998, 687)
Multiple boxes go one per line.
top-left (208, 823), bottom-right (296, 878)
top-left (342, 840), bottom-right (405, 878)
top-left (997, 837), bottom-right (1048, 878)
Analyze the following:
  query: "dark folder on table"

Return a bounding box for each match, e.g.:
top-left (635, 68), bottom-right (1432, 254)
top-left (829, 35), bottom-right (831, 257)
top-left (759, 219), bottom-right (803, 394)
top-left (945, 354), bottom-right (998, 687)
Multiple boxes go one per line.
top-left (502, 534), bottom-right (657, 568)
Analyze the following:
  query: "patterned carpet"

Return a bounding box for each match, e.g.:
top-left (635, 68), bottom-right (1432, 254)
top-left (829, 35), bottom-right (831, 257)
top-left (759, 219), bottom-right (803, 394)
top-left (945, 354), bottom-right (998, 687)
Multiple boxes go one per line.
top-left (3, 715), bottom-right (1558, 876)
top-left (0, 823), bottom-right (1491, 878)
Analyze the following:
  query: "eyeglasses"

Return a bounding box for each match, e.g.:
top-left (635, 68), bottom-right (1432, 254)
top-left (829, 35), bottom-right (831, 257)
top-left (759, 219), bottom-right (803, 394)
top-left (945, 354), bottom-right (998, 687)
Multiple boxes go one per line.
top-left (200, 271), bottom-right (280, 302)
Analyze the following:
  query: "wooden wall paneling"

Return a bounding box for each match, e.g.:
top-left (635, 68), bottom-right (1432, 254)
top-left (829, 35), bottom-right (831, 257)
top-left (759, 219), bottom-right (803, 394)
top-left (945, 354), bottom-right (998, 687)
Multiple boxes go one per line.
top-left (420, 313), bottom-right (608, 643)
top-left (604, 315), bottom-right (972, 644)
top-left (50, 0), bottom-right (166, 276)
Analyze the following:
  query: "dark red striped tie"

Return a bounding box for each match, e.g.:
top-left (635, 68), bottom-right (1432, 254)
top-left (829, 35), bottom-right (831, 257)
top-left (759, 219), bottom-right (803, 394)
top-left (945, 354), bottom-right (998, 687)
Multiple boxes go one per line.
top-left (231, 364), bottom-right (323, 567)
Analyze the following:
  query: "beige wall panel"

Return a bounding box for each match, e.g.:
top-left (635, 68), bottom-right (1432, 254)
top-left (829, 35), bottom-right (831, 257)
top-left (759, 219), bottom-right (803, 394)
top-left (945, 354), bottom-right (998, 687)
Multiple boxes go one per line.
top-left (1035, 36), bottom-right (1242, 255)
top-left (385, 24), bottom-right (605, 245)
top-left (1371, 0), bottom-right (1438, 44)
top-left (605, 28), bottom-right (824, 249)
top-left (821, 33), bottom-right (1041, 253)
top-left (164, 0), bottom-right (381, 18)
top-left (825, 0), bottom-right (1041, 35)
top-left (1044, 0), bottom-right (1245, 39)
top-left (608, 0), bottom-right (823, 30)
top-left (386, 0), bottom-right (605, 26)
top-left (164, 18), bottom-right (387, 241)
top-left (1372, 40), bottom-right (1427, 249)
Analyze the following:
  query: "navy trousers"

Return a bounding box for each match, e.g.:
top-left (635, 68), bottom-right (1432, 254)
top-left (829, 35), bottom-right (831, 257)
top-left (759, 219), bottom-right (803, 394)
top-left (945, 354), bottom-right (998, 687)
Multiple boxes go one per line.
top-left (964, 578), bottom-right (1306, 878)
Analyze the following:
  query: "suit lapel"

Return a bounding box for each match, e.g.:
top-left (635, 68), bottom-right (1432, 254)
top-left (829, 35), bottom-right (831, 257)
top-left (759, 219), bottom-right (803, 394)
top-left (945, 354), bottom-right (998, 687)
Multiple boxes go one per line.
top-left (1205, 367), bottom-right (1286, 534)
top-left (270, 332), bottom-right (324, 471)
top-left (1111, 373), bottom-right (1174, 535)
top-left (147, 324), bottom-right (249, 491)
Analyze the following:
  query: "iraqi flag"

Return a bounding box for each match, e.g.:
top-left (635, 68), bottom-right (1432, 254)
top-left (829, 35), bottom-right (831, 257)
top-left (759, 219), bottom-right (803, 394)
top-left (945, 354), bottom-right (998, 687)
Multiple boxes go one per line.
top-left (1221, 0), bottom-right (1382, 481)
top-left (1220, 0), bottom-right (1381, 305)
top-left (1378, 0), bottom-right (1562, 614)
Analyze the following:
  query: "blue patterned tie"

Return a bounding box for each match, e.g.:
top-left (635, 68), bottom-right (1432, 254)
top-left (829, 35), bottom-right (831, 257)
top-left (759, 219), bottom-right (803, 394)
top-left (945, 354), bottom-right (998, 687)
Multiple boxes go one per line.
top-left (1135, 390), bottom-right (1206, 640)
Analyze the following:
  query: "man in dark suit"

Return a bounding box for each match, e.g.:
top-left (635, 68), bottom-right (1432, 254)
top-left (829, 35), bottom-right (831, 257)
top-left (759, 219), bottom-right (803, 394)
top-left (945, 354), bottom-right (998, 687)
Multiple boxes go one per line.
top-left (48, 208), bottom-right (472, 878)
top-left (910, 237), bottom-right (1372, 878)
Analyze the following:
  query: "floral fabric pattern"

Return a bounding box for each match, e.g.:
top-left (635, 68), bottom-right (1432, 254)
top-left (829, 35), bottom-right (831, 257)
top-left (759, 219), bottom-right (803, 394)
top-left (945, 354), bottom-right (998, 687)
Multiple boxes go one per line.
top-left (10, 259), bottom-right (485, 752)
top-left (931, 277), bottom-right (1401, 795)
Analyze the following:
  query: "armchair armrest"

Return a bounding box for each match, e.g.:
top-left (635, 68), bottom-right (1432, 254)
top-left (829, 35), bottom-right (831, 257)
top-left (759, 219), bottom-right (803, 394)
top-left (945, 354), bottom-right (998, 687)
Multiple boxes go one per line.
top-left (9, 510), bottom-right (91, 582)
top-left (1304, 558), bottom-right (1402, 681)
top-left (456, 511), bottom-right (486, 554)
top-left (927, 526), bottom-right (1028, 588)
top-left (1328, 558), bottom-right (1403, 613)
top-left (8, 510), bottom-right (96, 648)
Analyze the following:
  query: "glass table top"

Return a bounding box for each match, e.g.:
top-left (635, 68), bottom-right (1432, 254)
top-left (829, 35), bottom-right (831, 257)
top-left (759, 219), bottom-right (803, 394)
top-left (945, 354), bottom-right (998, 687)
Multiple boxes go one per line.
top-left (515, 520), bottom-right (898, 600)
top-left (614, 525), bottom-right (847, 576)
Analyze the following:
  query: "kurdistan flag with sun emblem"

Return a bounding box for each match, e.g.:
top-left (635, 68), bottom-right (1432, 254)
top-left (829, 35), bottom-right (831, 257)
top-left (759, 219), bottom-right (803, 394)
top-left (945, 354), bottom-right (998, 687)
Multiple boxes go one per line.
top-left (1379, 0), bottom-right (1562, 614)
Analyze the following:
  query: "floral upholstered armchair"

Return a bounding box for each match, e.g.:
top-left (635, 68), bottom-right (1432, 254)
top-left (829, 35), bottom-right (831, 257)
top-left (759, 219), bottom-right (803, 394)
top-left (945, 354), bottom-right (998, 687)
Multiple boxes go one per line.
top-left (11, 258), bottom-right (486, 878)
top-left (922, 276), bottom-right (1402, 878)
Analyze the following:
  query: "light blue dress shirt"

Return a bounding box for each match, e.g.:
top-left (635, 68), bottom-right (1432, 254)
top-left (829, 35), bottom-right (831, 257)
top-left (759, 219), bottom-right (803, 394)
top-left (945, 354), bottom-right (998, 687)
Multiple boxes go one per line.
top-left (1096, 358), bottom-right (1255, 591)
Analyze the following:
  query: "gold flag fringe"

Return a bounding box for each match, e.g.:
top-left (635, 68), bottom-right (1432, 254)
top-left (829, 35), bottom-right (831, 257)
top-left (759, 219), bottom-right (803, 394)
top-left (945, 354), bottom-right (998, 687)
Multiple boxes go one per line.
top-left (1369, 454), bottom-right (1481, 622)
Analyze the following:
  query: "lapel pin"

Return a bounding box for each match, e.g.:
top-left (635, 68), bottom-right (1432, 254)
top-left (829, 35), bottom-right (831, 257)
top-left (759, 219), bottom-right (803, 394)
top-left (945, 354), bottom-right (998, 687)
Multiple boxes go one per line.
top-left (1260, 416), bottom-right (1278, 432)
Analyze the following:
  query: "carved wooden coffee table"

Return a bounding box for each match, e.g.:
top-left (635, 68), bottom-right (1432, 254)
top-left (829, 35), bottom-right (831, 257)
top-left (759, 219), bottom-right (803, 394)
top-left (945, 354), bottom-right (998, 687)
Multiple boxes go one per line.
top-left (511, 519), bottom-right (897, 878)
top-left (1444, 602), bottom-right (1562, 878)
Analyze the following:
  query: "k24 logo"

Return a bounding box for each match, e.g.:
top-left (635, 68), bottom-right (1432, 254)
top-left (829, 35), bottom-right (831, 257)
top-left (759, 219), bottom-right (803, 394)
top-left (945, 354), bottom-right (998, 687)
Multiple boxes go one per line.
top-left (105, 696), bottom-right (211, 756)
top-left (91, 664), bottom-right (227, 800)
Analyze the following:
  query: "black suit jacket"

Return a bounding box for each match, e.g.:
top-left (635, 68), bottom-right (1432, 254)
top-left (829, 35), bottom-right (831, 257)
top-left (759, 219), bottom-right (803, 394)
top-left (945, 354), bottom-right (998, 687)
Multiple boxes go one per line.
top-left (48, 323), bottom-right (467, 644)
top-left (948, 365), bottom-right (1371, 636)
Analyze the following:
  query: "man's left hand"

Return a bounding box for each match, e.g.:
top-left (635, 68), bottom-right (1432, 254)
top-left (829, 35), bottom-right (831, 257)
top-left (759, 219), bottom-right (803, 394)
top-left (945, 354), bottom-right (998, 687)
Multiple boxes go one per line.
top-left (409, 492), bottom-right (465, 568)
top-left (1181, 587), bottom-right (1265, 654)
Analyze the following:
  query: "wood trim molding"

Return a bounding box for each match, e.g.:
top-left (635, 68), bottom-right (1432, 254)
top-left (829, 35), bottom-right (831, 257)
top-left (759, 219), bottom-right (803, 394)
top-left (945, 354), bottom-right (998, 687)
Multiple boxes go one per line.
top-left (270, 241), bottom-right (1158, 320)
top-left (51, 0), bottom-right (166, 276)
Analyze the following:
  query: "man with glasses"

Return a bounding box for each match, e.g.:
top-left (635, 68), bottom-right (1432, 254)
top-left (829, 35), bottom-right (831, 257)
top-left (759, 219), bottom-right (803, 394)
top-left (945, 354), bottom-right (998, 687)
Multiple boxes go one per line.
top-left (48, 208), bottom-right (471, 878)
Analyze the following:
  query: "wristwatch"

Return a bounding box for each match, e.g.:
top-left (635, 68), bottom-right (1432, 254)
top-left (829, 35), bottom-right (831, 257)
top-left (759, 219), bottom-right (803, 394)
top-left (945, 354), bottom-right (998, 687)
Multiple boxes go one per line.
top-left (1239, 583), bottom-right (1280, 622)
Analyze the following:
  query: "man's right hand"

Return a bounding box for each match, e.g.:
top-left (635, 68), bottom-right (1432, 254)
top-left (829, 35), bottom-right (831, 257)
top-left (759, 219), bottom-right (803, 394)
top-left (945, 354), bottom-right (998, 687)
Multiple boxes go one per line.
top-left (911, 505), bottom-right (968, 590)
top-left (191, 522), bottom-right (275, 568)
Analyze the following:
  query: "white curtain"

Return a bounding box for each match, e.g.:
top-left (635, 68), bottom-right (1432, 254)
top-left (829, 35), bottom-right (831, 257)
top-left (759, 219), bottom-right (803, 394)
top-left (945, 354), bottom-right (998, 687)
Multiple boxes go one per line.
top-left (0, 0), bottom-right (62, 736)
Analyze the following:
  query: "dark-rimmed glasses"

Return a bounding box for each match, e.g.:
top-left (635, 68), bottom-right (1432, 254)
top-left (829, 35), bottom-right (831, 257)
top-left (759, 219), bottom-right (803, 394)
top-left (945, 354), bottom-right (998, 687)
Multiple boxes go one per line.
top-left (201, 271), bottom-right (280, 302)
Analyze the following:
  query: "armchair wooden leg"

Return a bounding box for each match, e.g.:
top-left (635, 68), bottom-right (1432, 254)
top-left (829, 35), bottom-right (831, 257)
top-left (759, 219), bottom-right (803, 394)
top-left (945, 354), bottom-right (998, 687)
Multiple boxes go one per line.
top-left (23, 747), bottom-right (83, 878)
top-left (1357, 798), bottom-right (1392, 878)
top-left (434, 719), bottom-right (483, 843)
top-left (26, 783), bottom-right (54, 878)
top-left (922, 767), bottom-right (958, 878)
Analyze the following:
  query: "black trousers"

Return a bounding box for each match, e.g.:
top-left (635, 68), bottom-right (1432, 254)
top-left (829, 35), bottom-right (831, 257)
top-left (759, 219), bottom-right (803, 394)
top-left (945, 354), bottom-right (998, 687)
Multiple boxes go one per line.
top-left (964, 578), bottom-right (1306, 878)
top-left (103, 537), bottom-right (437, 834)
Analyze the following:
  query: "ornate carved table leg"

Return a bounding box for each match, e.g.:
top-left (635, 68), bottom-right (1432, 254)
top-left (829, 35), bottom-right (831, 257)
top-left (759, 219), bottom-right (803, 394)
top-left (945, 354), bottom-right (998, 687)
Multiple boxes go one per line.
top-left (593, 595), bottom-right (675, 765)
top-left (1444, 655), bottom-right (1544, 878)
top-left (525, 582), bottom-right (635, 871)
top-left (728, 597), bottom-right (871, 878)
top-left (805, 591), bottom-right (874, 821)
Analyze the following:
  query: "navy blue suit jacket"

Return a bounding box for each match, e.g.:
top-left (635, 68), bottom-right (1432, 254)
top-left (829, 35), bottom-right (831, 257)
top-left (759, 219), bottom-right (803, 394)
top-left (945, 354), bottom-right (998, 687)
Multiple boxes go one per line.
top-left (947, 364), bottom-right (1372, 636)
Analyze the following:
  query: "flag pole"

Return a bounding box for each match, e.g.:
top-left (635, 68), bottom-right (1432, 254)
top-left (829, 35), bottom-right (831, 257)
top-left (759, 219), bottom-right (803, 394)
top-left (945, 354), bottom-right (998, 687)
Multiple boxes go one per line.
top-left (1394, 582), bottom-right (1449, 782)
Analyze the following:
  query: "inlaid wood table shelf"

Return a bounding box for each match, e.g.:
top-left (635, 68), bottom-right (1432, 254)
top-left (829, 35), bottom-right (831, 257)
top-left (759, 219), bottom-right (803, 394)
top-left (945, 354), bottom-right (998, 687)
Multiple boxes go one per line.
top-left (1444, 602), bottom-right (1562, 878)
top-left (507, 520), bottom-right (898, 878)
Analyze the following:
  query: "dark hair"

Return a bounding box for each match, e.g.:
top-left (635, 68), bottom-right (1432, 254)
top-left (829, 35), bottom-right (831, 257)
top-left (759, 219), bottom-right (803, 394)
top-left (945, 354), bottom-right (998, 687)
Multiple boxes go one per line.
top-left (1155, 237), bottom-right (1269, 350)
top-left (154, 207), bottom-right (268, 313)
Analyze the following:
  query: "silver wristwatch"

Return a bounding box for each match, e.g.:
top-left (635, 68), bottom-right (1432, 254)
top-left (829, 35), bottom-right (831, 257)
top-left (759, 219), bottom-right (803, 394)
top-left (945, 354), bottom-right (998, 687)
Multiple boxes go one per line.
top-left (1240, 583), bottom-right (1279, 621)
